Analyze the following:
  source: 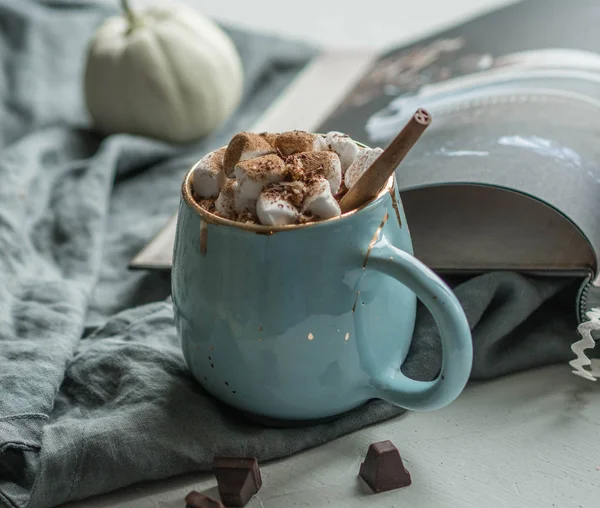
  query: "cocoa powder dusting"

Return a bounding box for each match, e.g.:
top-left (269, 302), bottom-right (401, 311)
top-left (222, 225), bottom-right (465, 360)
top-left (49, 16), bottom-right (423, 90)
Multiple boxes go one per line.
top-left (275, 131), bottom-right (317, 156)
top-left (237, 154), bottom-right (285, 178)
top-left (193, 191), bottom-right (217, 213)
top-left (262, 181), bottom-right (305, 208)
top-left (193, 189), bottom-right (258, 223)
top-left (236, 210), bottom-right (258, 223)
top-left (285, 156), bottom-right (304, 181)
top-left (259, 132), bottom-right (278, 148)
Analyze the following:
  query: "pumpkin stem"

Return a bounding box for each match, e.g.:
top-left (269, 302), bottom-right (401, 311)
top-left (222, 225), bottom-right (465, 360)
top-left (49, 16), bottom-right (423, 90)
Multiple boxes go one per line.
top-left (120, 0), bottom-right (140, 32)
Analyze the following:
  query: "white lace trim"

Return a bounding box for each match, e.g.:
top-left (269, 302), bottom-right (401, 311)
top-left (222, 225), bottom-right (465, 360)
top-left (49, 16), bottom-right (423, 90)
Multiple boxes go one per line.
top-left (570, 308), bottom-right (600, 381)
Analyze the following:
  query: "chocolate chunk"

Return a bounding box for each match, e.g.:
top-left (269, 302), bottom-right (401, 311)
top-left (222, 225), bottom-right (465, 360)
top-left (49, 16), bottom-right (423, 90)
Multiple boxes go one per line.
top-left (213, 457), bottom-right (262, 507)
top-left (185, 490), bottom-right (224, 507)
top-left (359, 440), bottom-right (412, 493)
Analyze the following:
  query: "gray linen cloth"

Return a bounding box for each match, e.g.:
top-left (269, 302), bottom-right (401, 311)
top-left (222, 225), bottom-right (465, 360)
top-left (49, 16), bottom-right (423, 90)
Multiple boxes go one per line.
top-left (0, 1), bottom-right (581, 507)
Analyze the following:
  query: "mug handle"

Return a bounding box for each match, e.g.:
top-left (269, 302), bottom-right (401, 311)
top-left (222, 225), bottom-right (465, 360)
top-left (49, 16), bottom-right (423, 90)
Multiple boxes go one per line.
top-left (359, 237), bottom-right (473, 411)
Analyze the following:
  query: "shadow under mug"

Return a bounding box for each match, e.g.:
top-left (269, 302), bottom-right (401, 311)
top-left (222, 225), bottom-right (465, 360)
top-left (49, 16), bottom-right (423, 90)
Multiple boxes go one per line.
top-left (172, 158), bottom-right (473, 422)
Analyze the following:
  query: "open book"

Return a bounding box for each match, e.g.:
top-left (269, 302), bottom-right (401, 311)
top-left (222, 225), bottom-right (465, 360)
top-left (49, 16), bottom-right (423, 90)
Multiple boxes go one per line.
top-left (131, 0), bottom-right (600, 376)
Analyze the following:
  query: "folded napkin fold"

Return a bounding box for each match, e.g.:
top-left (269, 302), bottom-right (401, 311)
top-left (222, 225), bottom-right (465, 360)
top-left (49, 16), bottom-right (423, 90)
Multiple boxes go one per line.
top-left (0, 2), bottom-right (580, 507)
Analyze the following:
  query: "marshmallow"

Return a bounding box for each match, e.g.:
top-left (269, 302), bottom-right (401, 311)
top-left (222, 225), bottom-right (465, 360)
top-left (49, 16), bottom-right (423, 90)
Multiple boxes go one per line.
top-left (223, 132), bottom-right (274, 177)
top-left (287, 151), bottom-right (342, 194)
top-left (215, 179), bottom-right (237, 219)
top-left (256, 182), bottom-right (306, 226)
top-left (323, 131), bottom-right (362, 172)
top-left (303, 177), bottom-right (341, 220)
top-left (275, 131), bottom-right (326, 156)
top-left (344, 147), bottom-right (384, 189)
top-left (191, 147), bottom-right (227, 198)
top-left (314, 135), bottom-right (328, 151)
top-left (258, 132), bottom-right (279, 148)
top-left (234, 154), bottom-right (288, 213)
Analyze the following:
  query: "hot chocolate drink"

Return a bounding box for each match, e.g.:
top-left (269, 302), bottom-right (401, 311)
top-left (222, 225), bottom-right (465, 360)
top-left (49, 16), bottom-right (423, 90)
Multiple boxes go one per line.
top-left (191, 131), bottom-right (383, 226)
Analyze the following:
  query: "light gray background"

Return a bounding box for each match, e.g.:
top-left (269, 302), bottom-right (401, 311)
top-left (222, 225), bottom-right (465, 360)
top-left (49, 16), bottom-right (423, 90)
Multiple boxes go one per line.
top-left (129, 0), bottom-right (517, 49)
top-left (65, 1), bottom-right (597, 507)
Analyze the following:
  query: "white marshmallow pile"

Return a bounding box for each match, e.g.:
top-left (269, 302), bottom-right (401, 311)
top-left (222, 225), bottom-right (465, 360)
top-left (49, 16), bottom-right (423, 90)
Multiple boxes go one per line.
top-left (256, 181), bottom-right (304, 226)
top-left (234, 154), bottom-right (287, 212)
top-left (286, 151), bottom-right (342, 194)
top-left (303, 177), bottom-right (341, 220)
top-left (322, 131), bottom-right (362, 171)
top-left (191, 147), bottom-right (227, 198)
top-left (192, 130), bottom-right (380, 226)
top-left (344, 147), bottom-right (384, 190)
top-left (222, 132), bottom-right (274, 177)
top-left (275, 130), bottom-right (326, 155)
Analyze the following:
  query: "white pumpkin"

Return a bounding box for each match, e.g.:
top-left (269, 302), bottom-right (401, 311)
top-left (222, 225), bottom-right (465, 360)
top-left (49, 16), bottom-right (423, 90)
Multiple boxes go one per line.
top-left (84, 0), bottom-right (244, 144)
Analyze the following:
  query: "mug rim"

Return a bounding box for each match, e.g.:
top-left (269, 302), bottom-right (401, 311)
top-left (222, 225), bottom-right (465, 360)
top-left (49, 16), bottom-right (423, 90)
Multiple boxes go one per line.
top-left (181, 144), bottom-right (394, 234)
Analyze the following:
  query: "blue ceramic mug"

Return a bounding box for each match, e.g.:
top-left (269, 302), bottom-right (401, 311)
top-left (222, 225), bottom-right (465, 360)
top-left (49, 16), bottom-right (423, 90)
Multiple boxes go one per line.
top-left (172, 152), bottom-right (473, 421)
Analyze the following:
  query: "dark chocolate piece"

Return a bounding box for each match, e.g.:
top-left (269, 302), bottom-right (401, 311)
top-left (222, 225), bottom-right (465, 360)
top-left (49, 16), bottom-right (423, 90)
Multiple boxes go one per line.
top-left (359, 440), bottom-right (412, 493)
top-left (213, 457), bottom-right (262, 507)
top-left (185, 490), bottom-right (224, 508)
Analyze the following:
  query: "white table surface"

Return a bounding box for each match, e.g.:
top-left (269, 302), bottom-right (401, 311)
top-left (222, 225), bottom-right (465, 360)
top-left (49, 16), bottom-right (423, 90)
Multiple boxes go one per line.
top-left (66, 1), bottom-right (598, 507)
top-left (65, 365), bottom-right (599, 508)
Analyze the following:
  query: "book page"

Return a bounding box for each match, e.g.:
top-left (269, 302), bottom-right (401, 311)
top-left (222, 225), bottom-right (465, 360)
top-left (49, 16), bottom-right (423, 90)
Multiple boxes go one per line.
top-left (402, 185), bottom-right (594, 274)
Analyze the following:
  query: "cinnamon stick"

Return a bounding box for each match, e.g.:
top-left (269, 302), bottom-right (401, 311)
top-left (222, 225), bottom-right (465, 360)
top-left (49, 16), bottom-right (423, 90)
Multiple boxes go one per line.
top-left (339, 108), bottom-right (431, 213)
